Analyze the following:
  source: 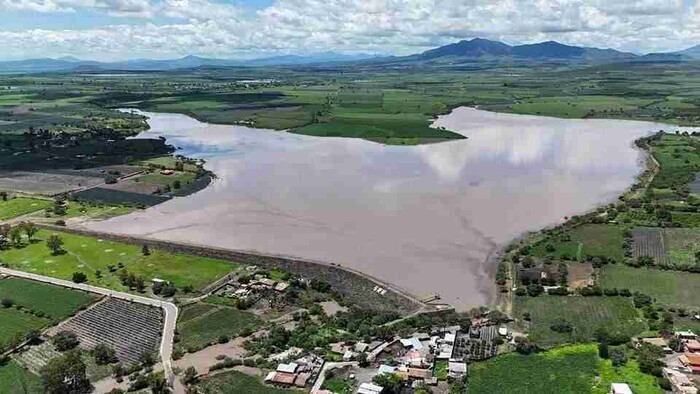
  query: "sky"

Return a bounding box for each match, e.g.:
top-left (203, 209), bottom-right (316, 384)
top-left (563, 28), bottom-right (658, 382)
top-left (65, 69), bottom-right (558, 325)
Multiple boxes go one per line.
top-left (0, 0), bottom-right (698, 61)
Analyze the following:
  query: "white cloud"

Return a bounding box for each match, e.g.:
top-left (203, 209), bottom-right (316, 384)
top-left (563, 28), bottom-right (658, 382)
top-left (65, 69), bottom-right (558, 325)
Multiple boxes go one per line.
top-left (0, 0), bottom-right (697, 60)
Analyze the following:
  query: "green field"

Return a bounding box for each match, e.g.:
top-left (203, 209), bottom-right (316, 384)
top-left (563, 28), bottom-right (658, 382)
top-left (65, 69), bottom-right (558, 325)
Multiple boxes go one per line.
top-left (0, 277), bottom-right (97, 320)
top-left (593, 359), bottom-right (661, 394)
top-left (0, 308), bottom-right (47, 349)
top-left (468, 344), bottom-right (599, 393)
top-left (197, 370), bottom-right (298, 393)
top-left (532, 224), bottom-right (626, 261)
top-left (598, 265), bottom-right (700, 308)
top-left (177, 303), bottom-right (262, 351)
top-left (0, 361), bottom-right (43, 394)
top-left (515, 296), bottom-right (646, 345)
top-left (0, 197), bottom-right (51, 220)
top-left (0, 229), bottom-right (235, 292)
top-left (468, 344), bottom-right (661, 394)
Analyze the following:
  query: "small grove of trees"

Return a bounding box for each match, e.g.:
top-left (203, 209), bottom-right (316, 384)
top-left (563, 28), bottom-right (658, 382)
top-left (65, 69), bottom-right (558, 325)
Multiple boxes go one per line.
top-left (549, 318), bottom-right (573, 333)
top-left (41, 349), bottom-right (91, 394)
top-left (52, 330), bottom-right (80, 351)
top-left (93, 344), bottom-right (118, 365)
top-left (118, 270), bottom-right (146, 292)
top-left (372, 373), bottom-right (403, 393)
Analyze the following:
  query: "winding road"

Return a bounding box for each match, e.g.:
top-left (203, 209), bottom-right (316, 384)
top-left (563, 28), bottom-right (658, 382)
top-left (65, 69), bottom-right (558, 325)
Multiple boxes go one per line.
top-left (0, 267), bottom-right (179, 389)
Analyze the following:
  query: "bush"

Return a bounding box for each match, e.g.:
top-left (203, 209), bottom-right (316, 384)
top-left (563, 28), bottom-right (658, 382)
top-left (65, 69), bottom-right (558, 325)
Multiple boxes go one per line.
top-left (72, 272), bottom-right (88, 284)
top-left (94, 344), bottom-right (118, 365)
top-left (52, 330), bottom-right (79, 351)
top-left (550, 319), bottom-right (573, 333)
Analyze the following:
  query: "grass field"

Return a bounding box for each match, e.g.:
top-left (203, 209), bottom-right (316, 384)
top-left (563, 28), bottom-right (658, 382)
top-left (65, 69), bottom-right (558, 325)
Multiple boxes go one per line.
top-left (468, 344), bottom-right (599, 393)
top-left (592, 359), bottom-right (661, 394)
top-left (469, 344), bottom-right (661, 394)
top-left (532, 224), bottom-right (625, 261)
top-left (598, 265), bottom-right (700, 308)
top-left (0, 308), bottom-right (47, 349)
top-left (321, 377), bottom-right (353, 394)
top-left (177, 303), bottom-right (262, 351)
top-left (514, 296), bottom-right (646, 345)
top-left (0, 229), bottom-right (235, 292)
top-left (197, 370), bottom-right (298, 393)
top-left (0, 197), bottom-right (51, 220)
top-left (0, 277), bottom-right (97, 320)
top-left (0, 361), bottom-right (43, 394)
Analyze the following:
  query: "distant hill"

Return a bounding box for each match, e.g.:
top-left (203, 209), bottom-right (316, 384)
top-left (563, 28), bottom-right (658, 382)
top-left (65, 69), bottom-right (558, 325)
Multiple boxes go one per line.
top-left (0, 40), bottom-right (697, 74)
top-left (410, 38), bottom-right (635, 62)
top-left (0, 52), bottom-right (380, 74)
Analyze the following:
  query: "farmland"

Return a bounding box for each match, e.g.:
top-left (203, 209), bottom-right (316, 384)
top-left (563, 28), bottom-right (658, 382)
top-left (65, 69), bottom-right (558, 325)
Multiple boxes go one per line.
top-left (0, 197), bottom-right (51, 220)
top-left (598, 265), bottom-right (700, 308)
top-left (530, 224), bottom-right (626, 262)
top-left (467, 344), bottom-right (599, 393)
top-left (177, 302), bottom-right (262, 352)
top-left (514, 296), bottom-right (646, 346)
top-left (196, 370), bottom-right (299, 393)
top-left (0, 229), bottom-right (235, 292)
top-left (0, 277), bottom-right (97, 320)
top-left (593, 359), bottom-right (661, 394)
top-left (0, 307), bottom-right (46, 350)
top-left (0, 361), bottom-right (43, 394)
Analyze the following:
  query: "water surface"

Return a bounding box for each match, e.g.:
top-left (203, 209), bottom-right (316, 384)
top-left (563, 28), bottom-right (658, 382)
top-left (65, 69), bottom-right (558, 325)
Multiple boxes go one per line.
top-left (88, 108), bottom-right (680, 309)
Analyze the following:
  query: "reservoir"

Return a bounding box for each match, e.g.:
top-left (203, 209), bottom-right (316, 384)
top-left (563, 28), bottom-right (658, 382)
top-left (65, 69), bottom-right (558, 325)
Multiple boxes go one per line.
top-left (87, 107), bottom-right (679, 310)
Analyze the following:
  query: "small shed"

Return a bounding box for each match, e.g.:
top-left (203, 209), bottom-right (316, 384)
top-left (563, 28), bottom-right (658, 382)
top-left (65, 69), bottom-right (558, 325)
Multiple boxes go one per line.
top-left (610, 383), bottom-right (633, 394)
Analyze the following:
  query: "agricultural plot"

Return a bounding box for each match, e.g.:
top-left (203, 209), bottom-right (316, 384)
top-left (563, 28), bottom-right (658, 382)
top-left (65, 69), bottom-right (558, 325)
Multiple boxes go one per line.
top-left (13, 340), bottom-right (62, 374)
top-left (49, 298), bottom-right (163, 364)
top-left (0, 229), bottom-right (234, 292)
top-left (593, 359), bottom-right (661, 394)
top-left (0, 308), bottom-right (47, 350)
top-left (0, 277), bottom-right (97, 321)
top-left (197, 370), bottom-right (298, 394)
top-left (73, 187), bottom-right (170, 207)
top-left (467, 344), bottom-right (599, 394)
top-left (532, 224), bottom-right (625, 261)
top-left (630, 227), bottom-right (668, 264)
top-left (664, 228), bottom-right (700, 266)
top-left (514, 296), bottom-right (646, 346)
top-left (0, 166), bottom-right (141, 196)
top-left (598, 265), bottom-right (700, 308)
top-left (177, 303), bottom-right (262, 352)
top-left (0, 197), bottom-right (51, 220)
top-left (0, 361), bottom-right (43, 394)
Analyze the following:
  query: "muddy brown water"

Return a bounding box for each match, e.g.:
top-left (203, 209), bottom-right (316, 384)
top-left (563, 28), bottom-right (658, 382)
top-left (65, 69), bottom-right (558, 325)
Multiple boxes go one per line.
top-left (88, 108), bottom-right (689, 310)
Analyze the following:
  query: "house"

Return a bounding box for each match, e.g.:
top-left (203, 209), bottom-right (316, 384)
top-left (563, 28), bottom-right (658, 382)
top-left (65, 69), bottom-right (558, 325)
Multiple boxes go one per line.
top-left (642, 337), bottom-right (673, 354)
top-left (355, 342), bottom-right (370, 353)
top-left (265, 371), bottom-right (296, 386)
top-left (677, 331), bottom-right (697, 340)
top-left (684, 339), bottom-right (700, 353)
top-left (663, 368), bottom-right (698, 394)
top-left (448, 362), bottom-right (467, 378)
top-left (358, 382), bottom-right (384, 394)
top-left (680, 353), bottom-right (700, 374)
top-left (276, 362), bottom-right (298, 374)
top-left (610, 383), bottom-right (633, 394)
top-left (274, 282), bottom-right (289, 292)
top-left (343, 350), bottom-right (355, 361)
top-left (258, 278), bottom-right (277, 288)
top-left (160, 169), bottom-right (174, 175)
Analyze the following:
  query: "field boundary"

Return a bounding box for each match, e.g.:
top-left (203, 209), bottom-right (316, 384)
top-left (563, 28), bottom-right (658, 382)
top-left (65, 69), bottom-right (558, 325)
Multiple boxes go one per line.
top-left (36, 224), bottom-right (425, 315)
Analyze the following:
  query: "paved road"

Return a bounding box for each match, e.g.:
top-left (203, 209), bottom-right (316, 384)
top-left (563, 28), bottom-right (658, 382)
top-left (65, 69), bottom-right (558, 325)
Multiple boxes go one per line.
top-left (0, 267), bottom-right (179, 389)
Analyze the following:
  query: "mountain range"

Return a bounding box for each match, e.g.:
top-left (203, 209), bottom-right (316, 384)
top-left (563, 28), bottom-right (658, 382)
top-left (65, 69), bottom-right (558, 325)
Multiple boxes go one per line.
top-left (0, 39), bottom-right (698, 74)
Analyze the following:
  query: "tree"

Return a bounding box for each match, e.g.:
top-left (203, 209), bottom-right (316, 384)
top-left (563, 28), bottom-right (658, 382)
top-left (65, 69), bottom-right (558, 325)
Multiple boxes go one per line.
top-left (41, 349), bottom-right (91, 394)
top-left (598, 342), bottom-right (609, 359)
top-left (72, 272), bottom-right (87, 284)
top-left (609, 348), bottom-right (628, 367)
top-left (173, 180), bottom-right (182, 189)
top-left (372, 373), bottom-right (403, 393)
top-left (22, 221), bottom-right (38, 241)
top-left (142, 245), bottom-right (150, 256)
top-left (549, 319), bottom-right (573, 333)
top-left (10, 226), bottom-right (22, 246)
top-left (26, 329), bottom-right (42, 345)
top-left (46, 234), bottom-right (64, 255)
top-left (1, 298), bottom-right (13, 308)
top-left (93, 344), bottom-right (117, 365)
top-left (139, 351), bottom-right (156, 367)
top-left (357, 352), bottom-right (369, 367)
top-left (52, 330), bottom-right (79, 351)
top-left (161, 284), bottom-right (177, 297)
top-left (0, 191), bottom-right (7, 201)
top-left (182, 366), bottom-right (198, 385)
top-left (0, 224), bottom-right (10, 249)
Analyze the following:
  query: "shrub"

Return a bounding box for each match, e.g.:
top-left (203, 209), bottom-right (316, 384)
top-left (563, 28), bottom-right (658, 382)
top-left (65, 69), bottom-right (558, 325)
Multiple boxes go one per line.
top-left (52, 330), bottom-right (79, 351)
